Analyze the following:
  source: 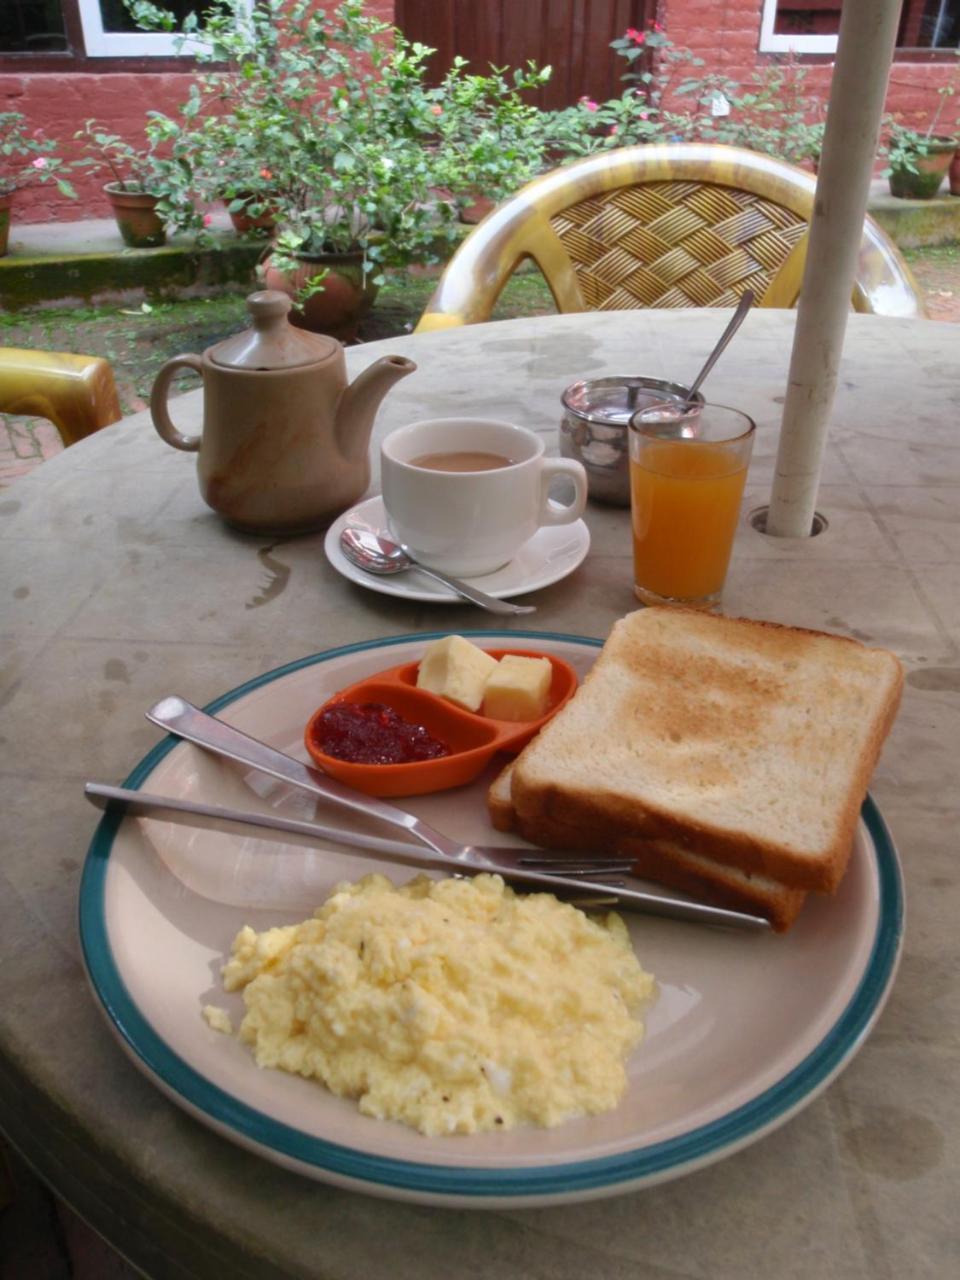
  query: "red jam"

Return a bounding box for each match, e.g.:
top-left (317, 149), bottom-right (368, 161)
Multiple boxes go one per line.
top-left (312, 702), bottom-right (450, 765)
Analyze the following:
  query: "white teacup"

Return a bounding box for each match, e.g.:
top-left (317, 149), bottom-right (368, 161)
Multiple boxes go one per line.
top-left (380, 418), bottom-right (588, 577)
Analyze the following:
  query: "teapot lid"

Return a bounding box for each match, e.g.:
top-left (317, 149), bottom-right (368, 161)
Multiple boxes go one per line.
top-left (210, 291), bottom-right (338, 370)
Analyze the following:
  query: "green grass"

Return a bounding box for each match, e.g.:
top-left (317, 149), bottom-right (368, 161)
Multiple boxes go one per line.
top-left (902, 244), bottom-right (960, 264)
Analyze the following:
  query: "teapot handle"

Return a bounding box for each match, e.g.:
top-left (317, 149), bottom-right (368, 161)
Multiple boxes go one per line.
top-left (150, 354), bottom-right (204, 452)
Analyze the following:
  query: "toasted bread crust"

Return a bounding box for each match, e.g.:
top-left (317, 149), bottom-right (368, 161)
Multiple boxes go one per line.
top-left (488, 763), bottom-right (807, 931)
top-left (510, 609), bottom-right (903, 894)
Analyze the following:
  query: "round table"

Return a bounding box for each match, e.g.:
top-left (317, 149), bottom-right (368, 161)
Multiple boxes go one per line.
top-left (1, 310), bottom-right (957, 1279)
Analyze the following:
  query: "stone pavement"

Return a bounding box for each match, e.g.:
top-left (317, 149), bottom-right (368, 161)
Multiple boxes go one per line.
top-left (0, 414), bottom-right (68, 488)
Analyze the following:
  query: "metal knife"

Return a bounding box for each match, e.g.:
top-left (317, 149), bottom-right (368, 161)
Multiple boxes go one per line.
top-left (84, 782), bottom-right (771, 931)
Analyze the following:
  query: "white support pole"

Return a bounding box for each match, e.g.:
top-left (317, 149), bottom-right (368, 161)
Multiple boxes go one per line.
top-left (766, 0), bottom-right (902, 538)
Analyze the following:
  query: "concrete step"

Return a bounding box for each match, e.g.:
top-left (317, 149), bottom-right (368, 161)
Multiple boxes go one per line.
top-left (867, 176), bottom-right (960, 249)
top-left (0, 209), bottom-right (264, 311)
top-left (0, 179), bottom-right (957, 312)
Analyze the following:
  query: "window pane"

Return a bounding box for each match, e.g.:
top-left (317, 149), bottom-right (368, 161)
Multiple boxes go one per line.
top-left (0, 0), bottom-right (69, 52)
top-left (98, 0), bottom-right (200, 33)
top-left (770, 1), bottom-right (960, 48)
top-left (772, 3), bottom-right (842, 38)
top-left (898, 0), bottom-right (960, 48)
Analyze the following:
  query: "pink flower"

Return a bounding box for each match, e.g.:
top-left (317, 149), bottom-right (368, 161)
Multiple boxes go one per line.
top-left (259, 167), bottom-right (273, 180)
top-left (430, 104), bottom-right (443, 116)
top-left (653, 22), bottom-right (664, 32)
top-left (579, 97), bottom-right (599, 112)
top-left (625, 27), bottom-right (645, 43)
top-left (608, 125), bottom-right (618, 135)
top-left (202, 213), bottom-right (213, 227)
top-left (639, 111), bottom-right (649, 120)
top-left (31, 157), bottom-right (48, 170)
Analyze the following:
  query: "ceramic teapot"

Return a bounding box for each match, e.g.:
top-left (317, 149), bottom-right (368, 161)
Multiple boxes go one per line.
top-left (150, 290), bottom-right (416, 535)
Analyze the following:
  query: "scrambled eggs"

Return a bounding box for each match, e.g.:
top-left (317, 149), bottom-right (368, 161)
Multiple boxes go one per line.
top-left (218, 872), bottom-right (655, 1136)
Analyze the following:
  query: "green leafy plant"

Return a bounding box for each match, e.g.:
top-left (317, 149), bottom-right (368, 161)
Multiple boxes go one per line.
top-left (427, 59), bottom-right (553, 210)
top-left (74, 115), bottom-right (203, 238)
top-left (74, 118), bottom-right (172, 193)
top-left (131, 0), bottom-right (468, 290)
top-left (880, 60), bottom-right (959, 178)
top-left (0, 112), bottom-right (77, 198)
top-left (540, 25), bottom-right (827, 169)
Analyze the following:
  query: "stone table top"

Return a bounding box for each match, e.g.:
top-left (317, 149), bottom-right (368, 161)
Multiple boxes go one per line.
top-left (1, 309), bottom-right (957, 1280)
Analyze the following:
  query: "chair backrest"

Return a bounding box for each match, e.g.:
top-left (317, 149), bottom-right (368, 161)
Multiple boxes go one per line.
top-left (416, 143), bottom-right (925, 332)
top-left (0, 347), bottom-right (122, 447)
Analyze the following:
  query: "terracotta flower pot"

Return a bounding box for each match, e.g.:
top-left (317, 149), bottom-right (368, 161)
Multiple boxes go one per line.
top-left (888, 137), bottom-right (957, 200)
top-left (261, 249), bottom-right (379, 340)
top-left (104, 183), bottom-right (166, 248)
top-left (949, 149), bottom-right (960, 197)
top-left (226, 193), bottom-right (278, 234)
top-left (0, 189), bottom-right (13, 257)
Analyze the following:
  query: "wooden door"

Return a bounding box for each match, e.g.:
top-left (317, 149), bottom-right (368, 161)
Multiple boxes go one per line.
top-left (395, 0), bottom-right (656, 109)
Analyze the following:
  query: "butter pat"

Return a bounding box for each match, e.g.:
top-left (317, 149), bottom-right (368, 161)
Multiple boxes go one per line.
top-left (417, 635), bottom-right (498, 711)
top-left (482, 655), bottom-right (553, 721)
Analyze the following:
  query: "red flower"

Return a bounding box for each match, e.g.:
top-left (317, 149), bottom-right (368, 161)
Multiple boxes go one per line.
top-left (430, 104), bottom-right (443, 116)
top-left (625, 27), bottom-right (645, 43)
top-left (259, 168), bottom-right (273, 180)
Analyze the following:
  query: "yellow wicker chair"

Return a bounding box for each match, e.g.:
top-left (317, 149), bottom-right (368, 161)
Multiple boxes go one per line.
top-left (416, 143), bottom-right (925, 332)
top-left (0, 347), bottom-right (122, 447)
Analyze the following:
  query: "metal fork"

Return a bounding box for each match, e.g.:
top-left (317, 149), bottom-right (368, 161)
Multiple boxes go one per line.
top-left (84, 782), bottom-right (769, 930)
top-left (144, 696), bottom-right (635, 879)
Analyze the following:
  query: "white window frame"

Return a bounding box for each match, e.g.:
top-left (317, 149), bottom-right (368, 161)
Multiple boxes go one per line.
top-left (77, 0), bottom-right (253, 58)
top-left (759, 0), bottom-right (840, 54)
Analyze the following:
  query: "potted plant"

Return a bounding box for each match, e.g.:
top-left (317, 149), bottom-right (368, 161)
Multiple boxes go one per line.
top-left (881, 78), bottom-right (959, 202)
top-left (172, 109), bottom-right (280, 236)
top-left (882, 120), bottom-right (957, 199)
top-left (137, 0), bottom-right (466, 335)
top-left (0, 112), bottom-right (76, 256)
top-left (74, 118), bottom-right (188, 247)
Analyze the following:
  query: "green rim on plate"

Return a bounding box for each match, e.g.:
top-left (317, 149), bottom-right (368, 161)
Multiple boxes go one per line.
top-left (78, 630), bottom-right (904, 1199)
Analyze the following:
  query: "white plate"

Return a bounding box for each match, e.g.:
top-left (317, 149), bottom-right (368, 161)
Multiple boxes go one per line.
top-left (79, 630), bottom-right (903, 1209)
top-left (324, 496), bottom-right (591, 602)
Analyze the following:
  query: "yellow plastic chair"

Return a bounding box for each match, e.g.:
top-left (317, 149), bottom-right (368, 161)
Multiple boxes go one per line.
top-left (416, 143), bottom-right (925, 331)
top-left (0, 347), bottom-right (122, 447)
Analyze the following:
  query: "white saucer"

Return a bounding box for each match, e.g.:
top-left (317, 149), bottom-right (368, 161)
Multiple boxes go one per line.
top-left (324, 495), bottom-right (591, 603)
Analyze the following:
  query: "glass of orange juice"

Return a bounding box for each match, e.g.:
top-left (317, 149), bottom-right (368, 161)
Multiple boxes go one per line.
top-left (628, 402), bottom-right (755, 609)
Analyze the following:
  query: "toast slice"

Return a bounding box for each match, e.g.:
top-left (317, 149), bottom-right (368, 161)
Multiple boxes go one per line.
top-left (489, 763), bottom-right (807, 932)
top-left (509, 608), bottom-right (902, 894)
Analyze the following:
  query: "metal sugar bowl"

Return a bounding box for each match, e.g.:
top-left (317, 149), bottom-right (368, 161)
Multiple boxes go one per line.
top-left (560, 376), bottom-right (704, 506)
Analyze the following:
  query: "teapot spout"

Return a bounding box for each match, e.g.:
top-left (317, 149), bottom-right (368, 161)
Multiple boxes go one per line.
top-left (336, 354), bottom-right (417, 464)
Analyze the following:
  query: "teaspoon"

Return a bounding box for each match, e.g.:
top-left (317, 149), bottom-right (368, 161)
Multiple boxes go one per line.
top-left (339, 526), bottom-right (536, 616)
top-left (685, 287), bottom-right (755, 401)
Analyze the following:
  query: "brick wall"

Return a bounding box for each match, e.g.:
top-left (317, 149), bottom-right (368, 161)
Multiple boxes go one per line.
top-left (1, 74), bottom-right (195, 222)
top-left (2, 0), bottom-right (956, 224)
top-left (1, 0), bottom-right (397, 224)
top-left (659, 0), bottom-right (960, 139)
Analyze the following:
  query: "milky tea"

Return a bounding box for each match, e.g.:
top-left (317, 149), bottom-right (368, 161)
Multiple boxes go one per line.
top-left (409, 451), bottom-right (514, 472)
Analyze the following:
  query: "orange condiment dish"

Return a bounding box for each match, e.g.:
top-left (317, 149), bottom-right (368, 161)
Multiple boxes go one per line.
top-left (304, 649), bottom-right (578, 797)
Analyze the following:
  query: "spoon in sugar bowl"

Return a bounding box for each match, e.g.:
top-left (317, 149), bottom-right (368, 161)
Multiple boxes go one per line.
top-left (339, 527), bottom-right (537, 616)
top-left (684, 288), bottom-right (755, 404)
